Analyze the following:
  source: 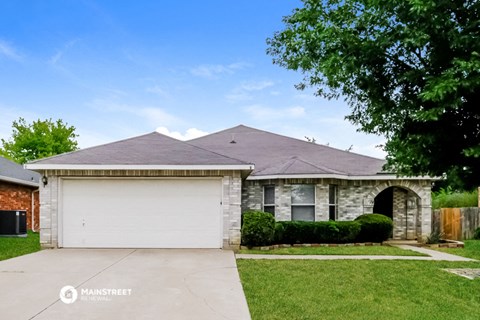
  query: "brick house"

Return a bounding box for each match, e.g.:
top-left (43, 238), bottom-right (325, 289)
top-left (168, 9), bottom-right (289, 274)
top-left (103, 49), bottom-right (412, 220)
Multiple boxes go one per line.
top-left (27, 125), bottom-right (433, 249)
top-left (0, 156), bottom-right (40, 231)
top-left (190, 125), bottom-right (433, 241)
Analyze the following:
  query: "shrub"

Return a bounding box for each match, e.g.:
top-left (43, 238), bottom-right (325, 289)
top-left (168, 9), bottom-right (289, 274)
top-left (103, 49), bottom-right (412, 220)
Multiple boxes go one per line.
top-left (241, 210), bottom-right (275, 247)
top-left (334, 221), bottom-right (362, 243)
top-left (425, 230), bottom-right (444, 244)
top-left (432, 188), bottom-right (478, 209)
top-left (274, 221), bottom-right (361, 244)
top-left (473, 227), bottom-right (480, 240)
top-left (355, 214), bottom-right (393, 243)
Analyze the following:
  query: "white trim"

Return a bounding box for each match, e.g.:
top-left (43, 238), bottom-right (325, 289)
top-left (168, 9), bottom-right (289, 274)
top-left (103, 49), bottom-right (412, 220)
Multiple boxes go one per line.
top-left (25, 164), bottom-right (253, 171)
top-left (247, 174), bottom-right (435, 181)
top-left (0, 175), bottom-right (39, 187)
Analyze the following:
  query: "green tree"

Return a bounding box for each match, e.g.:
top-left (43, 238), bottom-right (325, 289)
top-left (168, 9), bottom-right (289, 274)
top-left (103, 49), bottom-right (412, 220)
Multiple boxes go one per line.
top-left (267, 0), bottom-right (480, 189)
top-left (0, 118), bottom-right (79, 164)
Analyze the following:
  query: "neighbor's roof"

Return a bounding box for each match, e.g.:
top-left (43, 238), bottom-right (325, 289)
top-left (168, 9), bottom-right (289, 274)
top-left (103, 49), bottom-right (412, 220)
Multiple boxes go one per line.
top-left (189, 125), bottom-right (391, 179)
top-left (26, 132), bottom-right (253, 171)
top-left (0, 156), bottom-right (40, 187)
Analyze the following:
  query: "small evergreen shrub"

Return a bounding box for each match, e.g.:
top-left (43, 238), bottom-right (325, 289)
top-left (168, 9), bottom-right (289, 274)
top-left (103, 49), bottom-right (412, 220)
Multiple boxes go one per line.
top-left (473, 227), bottom-right (480, 240)
top-left (274, 221), bottom-right (361, 244)
top-left (355, 214), bottom-right (393, 243)
top-left (241, 210), bottom-right (275, 247)
top-left (425, 230), bottom-right (444, 244)
top-left (335, 221), bottom-right (362, 243)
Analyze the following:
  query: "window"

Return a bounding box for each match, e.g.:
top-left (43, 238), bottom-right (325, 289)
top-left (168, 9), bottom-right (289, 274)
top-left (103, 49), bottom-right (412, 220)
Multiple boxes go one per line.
top-left (329, 185), bottom-right (338, 221)
top-left (263, 185), bottom-right (275, 215)
top-left (291, 185), bottom-right (315, 221)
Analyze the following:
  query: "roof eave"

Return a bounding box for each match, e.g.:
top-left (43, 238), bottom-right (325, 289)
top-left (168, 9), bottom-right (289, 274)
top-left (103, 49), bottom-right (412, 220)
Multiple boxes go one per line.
top-left (0, 175), bottom-right (40, 187)
top-left (25, 164), bottom-right (255, 171)
top-left (246, 173), bottom-right (437, 181)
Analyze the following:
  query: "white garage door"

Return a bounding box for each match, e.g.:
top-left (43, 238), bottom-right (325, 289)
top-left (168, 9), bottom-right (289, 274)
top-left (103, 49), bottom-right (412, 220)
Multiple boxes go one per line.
top-left (61, 179), bottom-right (222, 248)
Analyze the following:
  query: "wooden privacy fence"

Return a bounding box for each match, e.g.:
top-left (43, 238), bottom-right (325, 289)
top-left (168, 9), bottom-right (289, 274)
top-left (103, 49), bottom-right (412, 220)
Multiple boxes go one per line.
top-left (433, 208), bottom-right (480, 240)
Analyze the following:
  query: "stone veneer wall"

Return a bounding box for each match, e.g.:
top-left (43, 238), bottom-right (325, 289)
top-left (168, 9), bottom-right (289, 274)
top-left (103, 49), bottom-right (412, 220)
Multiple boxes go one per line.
top-left (39, 169), bottom-right (242, 249)
top-left (242, 178), bottom-right (433, 240)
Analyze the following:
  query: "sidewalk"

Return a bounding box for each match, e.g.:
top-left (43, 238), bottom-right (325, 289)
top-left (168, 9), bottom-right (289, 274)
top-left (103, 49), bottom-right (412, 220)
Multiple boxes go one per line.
top-left (236, 245), bottom-right (476, 262)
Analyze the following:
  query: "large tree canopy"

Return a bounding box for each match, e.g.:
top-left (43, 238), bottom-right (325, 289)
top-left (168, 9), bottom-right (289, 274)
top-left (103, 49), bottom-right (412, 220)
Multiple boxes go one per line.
top-left (267, 0), bottom-right (480, 189)
top-left (0, 118), bottom-right (78, 164)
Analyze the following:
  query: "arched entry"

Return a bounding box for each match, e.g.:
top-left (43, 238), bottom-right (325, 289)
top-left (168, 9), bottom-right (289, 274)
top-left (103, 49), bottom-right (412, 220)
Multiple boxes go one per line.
top-left (373, 187), bottom-right (393, 220)
top-left (369, 185), bottom-right (422, 240)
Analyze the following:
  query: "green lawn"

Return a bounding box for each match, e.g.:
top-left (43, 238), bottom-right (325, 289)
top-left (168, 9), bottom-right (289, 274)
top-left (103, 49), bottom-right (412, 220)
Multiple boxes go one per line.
top-left (433, 240), bottom-right (480, 260)
top-left (0, 231), bottom-right (40, 261)
top-left (239, 245), bottom-right (427, 256)
top-left (237, 259), bottom-right (480, 320)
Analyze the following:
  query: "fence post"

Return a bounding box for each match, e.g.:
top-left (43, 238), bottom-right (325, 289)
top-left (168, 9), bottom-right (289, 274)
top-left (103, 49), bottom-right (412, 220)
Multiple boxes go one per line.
top-left (478, 187), bottom-right (480, 208)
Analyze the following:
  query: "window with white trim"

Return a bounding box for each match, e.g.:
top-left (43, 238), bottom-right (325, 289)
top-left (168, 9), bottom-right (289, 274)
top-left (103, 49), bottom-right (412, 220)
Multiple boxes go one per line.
top-left (263, 185), bottom-right (275, 215)
top-left (329, 184), bottom-right (338, 221)
top-left (291, 184), bottom-right (315, 221)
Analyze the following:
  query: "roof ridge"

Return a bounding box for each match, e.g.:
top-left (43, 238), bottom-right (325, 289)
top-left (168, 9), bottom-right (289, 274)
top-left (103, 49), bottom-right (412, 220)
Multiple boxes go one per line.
top-left (291, 156), bottom-right (346, 175)
top-left (182, 140), bottom-right (253, 165)
top-left (189, 124), bottom-right (384, 161)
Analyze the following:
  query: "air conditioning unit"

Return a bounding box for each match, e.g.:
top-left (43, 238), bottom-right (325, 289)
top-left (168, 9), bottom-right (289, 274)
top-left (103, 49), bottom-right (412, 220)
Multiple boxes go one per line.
top-left (0, 210), bottom-right (27, 237)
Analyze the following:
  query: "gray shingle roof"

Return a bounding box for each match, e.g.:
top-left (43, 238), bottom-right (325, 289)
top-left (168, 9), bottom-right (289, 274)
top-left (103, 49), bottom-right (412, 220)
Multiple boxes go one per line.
top-left (28, 132), bottom-right (251, 166)
top-left (188, 125), bottom-right (387, 177)
top-left (0, 156), bottom-right (40, 187)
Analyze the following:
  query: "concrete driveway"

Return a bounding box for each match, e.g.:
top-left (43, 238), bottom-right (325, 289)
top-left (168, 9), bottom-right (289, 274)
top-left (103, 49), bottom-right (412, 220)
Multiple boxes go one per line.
top-left (0, 249), bottom-right (251, 320)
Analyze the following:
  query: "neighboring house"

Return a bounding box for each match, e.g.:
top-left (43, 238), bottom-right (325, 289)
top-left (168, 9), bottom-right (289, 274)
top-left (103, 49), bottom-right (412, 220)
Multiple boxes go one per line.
top-left (26, 125), bottom-right (433, 249)
top-left (0, 156), bottom-right (40, 231)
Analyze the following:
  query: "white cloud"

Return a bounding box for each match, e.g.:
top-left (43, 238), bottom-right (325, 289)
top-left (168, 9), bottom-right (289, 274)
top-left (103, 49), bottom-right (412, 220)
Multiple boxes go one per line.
top-left (240, 80), bottom-right (274, 91)
top-left (0, 39), bottom-right (22, 61)
top-left (226, 80), bottom-right (275, 102)
top-left (145, 85), bottom-right (171, 99)
top-left (89, 98), bottom-right (181, 127)
top-left (190, 62), bottom-right (250, 79)
top-left (244, 105), bottom-right (306, 120)
top-left (48, 39), bottom-right (79, 65)
top-left (156, 127), bottom-right (209, 140)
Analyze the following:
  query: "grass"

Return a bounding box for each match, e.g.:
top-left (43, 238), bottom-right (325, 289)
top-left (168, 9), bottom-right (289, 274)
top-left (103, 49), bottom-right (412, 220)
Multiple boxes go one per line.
top-left (434, 240), bottom-right (480, 260)
top-left (432, 188), bottom-right (478, 209)
top-left (238, 245), bottom-right (427, 256)
top-left (0, 231), bottom-right (40, 261)
top-left (237, 259), bottom-right (480, 320)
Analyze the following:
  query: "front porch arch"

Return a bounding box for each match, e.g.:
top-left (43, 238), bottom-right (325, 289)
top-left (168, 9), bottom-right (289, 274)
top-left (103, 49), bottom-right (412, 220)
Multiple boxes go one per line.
top-left (363, 181), bottom-right (431, 240)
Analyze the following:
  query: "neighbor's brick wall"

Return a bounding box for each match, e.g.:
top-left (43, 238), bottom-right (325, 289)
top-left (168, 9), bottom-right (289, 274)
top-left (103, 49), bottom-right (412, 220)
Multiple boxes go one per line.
top-left (0, 181), bottom-right (39, 231)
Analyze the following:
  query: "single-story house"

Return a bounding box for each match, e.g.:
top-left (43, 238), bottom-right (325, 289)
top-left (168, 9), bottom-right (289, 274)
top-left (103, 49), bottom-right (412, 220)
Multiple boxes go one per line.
top-left (0, 156), bottom-right (40, 231)
top-left (27, 125), bottom-right (433, 249)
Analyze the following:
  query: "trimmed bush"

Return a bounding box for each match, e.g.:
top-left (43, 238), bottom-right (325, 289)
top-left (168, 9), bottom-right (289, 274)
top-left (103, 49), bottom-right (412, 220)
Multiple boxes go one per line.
top-left (355, 213), bottom-right (393, 243)
top-left (241, 210), bottom-right (275, 247)
top-left (274, 221), bottom-right (361, 244)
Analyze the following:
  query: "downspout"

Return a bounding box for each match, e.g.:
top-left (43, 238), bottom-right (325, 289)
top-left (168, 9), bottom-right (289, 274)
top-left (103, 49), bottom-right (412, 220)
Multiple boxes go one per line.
top-left (31, 188), bottom-right (39, 232)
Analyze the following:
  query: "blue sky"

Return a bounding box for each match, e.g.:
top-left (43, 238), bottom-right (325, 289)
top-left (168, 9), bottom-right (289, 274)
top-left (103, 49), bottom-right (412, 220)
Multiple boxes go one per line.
top-left (0, 0), bottom-right (386, 158)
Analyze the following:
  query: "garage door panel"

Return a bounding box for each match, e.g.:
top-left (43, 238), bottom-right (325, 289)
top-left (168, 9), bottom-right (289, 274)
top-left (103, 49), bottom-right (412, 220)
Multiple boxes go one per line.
top-left (62, 179), bottom-right (222, 248)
